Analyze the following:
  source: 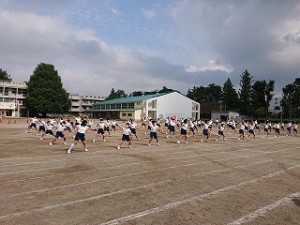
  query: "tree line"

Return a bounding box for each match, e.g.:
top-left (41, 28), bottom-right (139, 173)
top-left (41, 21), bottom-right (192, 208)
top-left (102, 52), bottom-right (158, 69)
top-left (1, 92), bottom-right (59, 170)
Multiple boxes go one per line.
top-left (0, 63), bottom-right (299, 119)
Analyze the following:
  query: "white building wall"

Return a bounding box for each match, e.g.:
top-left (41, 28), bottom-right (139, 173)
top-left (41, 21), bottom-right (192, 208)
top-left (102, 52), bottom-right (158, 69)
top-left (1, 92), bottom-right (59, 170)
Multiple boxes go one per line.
top-left (150, 92), bottom-right (199, 120)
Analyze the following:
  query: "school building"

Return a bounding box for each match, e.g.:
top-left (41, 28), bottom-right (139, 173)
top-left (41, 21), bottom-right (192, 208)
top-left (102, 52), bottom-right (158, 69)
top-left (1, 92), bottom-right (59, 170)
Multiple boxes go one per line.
top-left (0, 81), bottom-right (27, 118)
top-left (211, 110), bottom-right (240, 122)
top-left (92, 91), bottom-right (200, 121)
top-left (0, 80), bottom-right (106, 118)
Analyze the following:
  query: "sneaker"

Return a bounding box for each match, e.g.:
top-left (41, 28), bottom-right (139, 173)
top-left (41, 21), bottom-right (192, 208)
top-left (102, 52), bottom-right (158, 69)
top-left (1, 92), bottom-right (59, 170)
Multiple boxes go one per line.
top-left (84, 149), bottom-right (88, 152)
top-left (128, 145), bottom-right (132, 148)
top-left (117, 145), bottom-right (120, 149)
top-left (103, 139), bottom-right (106, 142)
top-left (200, 139), bottom-right (203, 143)
top-left (92, 139), bottom-right (95, 143)
top-left (49, 142), bottom-right (52, 146)
top-left (166, 135), bottom-right (169, 139)
top-left (148, 143), bottom-right (151, 146)
top-left (40, 138), bottom-right (43, 141)
top-left (177, 140), bottom-right (180, 144)
top-left (157, 143), bottom-right (160, 146)
top-left (238, 138), bottom-right (240, 141)
top-left (67, 150), bottom-right (71, 154)
top-left (63, 142), bottom-right (67, 145)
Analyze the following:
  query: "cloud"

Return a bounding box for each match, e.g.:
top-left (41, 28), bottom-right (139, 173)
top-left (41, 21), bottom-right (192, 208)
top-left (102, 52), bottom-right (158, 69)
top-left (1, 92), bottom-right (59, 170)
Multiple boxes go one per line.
top-left (185, 60), bottom-right (233, 73)
top-left (141, 8), bottom-right (156, 19)
top-left (170, 0), bottom-right (300, 91)
top-left (1, 0), bottom-right (300, 98)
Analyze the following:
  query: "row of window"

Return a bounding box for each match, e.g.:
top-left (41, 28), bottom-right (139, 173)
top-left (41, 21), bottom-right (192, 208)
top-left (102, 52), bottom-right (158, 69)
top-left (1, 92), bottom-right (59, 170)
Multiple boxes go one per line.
top-left (94, 103), bottom-right (135, 110)
top-left (121, 112), bottom-right (133, 117)
top-left (0, 88), bottom-right (27, 96)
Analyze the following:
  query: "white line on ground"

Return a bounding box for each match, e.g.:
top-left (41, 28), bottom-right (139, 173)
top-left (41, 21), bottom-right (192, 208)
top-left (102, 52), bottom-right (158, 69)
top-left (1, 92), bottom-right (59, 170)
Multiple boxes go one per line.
top-left (98, 165), bottom-right (300, 225)
top-left (2, 149), bottom-right (299, 198)
top-left (227, 192), bottom-right (300, 225)
top-left (0, 180), bottom-right (172, 220)
top-left (0, 145), bottom-right (258, 176)
top-left (0, 159), bottom-right (285, 219)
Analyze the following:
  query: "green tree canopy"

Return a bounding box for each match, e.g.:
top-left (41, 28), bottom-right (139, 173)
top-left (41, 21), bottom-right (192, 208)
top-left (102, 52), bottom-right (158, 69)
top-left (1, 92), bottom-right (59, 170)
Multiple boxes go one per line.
top-left (187, 84), bottom-right (222, 103)
top-left (0, 68), bottom-right (12, 81)
top-left (26, 63), bottom-right (71, 117)
top-left (106, 88), bottom-right (127, 100)
top-left (282, 78), bottom-right (300, 119)
top-left (222, 78), bottom-right (239, 111)
top-left (239, 69), bottom-right (253, 115)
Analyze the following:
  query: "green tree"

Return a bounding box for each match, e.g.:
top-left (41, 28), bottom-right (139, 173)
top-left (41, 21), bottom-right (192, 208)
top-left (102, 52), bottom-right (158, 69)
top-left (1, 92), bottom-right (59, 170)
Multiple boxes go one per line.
top-left (26, 63), bottom-right (71, 117)
top-left (252, 80), bottom-right (267, 117)
top-left (239, 69), bottom-right (253, 115)
top-left (106, 88), bottom-right (127, 100)
top-left (0, 68), bottom-right (12, 81)
top-left (187, 84), bottom-right (222, 104)
top-left (282, 78), bottom-right (300, 119)
top-left (222, 78), bottom-right (239, 111)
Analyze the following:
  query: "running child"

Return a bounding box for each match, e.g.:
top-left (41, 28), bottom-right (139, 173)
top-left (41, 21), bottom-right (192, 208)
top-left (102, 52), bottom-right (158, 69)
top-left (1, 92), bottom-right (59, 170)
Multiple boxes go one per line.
top-left (129, 119), bottom-right (140, 140)
top-left (40, 121), bottom-right (55, 140)
top-left (238, 122), bottom-right (245, 140)
top-left (201, 120), bottom-right (210, 142)
top-left (116, 123), bottom-right (132, 149)
top-left (217, 122), bottom-right (226, 141)
top-left (50, 121), bottom-right (67, 146)
top-left (177, 119), bottom-right (189, 144)
top-left (67, 119), bottom-right (90, 154)
top-left (92, 119), bottom-right (106, 143)
top-left (148, 120), bottom-right (160, 146)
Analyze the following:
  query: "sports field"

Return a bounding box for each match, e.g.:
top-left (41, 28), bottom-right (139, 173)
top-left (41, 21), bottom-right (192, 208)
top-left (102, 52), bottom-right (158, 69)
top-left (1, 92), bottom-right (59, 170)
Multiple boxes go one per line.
top-left (0, 120), bottom-right (299, 225)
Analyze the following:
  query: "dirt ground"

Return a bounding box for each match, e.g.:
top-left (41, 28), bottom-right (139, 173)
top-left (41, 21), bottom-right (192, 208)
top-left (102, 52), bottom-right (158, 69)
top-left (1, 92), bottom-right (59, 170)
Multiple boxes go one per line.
top-left (0, 119), bottom-right (299, 225)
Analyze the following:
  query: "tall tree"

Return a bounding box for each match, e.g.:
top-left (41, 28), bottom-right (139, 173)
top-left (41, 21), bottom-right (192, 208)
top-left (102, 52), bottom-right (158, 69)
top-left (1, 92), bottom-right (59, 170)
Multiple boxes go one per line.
top-left (252, 80), bottom-right (267, 117)
top-left (239, 69), bottom-right (253, 115)
top-left (26, 63), bottom-right (71, 117)
top-left (0, 68), bottom-right (12, 81)
top-left (222, 78), bottom-right (239, 111)
top-left (106, 88), bottom-right (127, 100)
top-left (282, 78), bottom-right (300, 118)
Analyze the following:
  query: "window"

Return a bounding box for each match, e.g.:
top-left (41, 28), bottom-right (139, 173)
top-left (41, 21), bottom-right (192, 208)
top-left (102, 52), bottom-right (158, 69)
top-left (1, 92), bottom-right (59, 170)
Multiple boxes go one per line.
top-left (105, 104), bottom-right (110, 109)
top-left (128, 103), bottom-right (134, 109)
top-left (128, 113), bottom-right (132, 117)
top-left (152, 100), bottom-right (157, 108)
top-left (100, 105), bottom-right (105, 110)
top-left (122, 103), bottom-right (128, 109)
top-left (122, 113), bottom-right (127, 117)
top-left (111, 104), bottom-right (116, 109)
top-left (116, 104), bottom-right (121, 109)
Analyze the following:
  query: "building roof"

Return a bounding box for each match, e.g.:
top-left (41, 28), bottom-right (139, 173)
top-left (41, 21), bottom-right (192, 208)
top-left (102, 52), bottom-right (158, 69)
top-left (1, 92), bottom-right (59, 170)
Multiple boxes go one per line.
top-left (94, 92), bottom-right (170, 105)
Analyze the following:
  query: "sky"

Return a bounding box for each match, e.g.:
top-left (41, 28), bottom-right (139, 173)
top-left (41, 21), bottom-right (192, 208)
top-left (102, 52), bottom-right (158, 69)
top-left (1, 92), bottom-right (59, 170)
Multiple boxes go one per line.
top-left (1, 0), bottom-right (300, 97)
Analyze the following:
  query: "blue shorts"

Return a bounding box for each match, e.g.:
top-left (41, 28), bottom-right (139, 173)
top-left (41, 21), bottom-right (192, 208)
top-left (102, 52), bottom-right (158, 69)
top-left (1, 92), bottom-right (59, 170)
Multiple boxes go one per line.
top-left (239, 129), bottom-right (244, 134)
top-left (55, 131), bottom-right (64, 138)
top-left (122, 134), bottom-right (130, 141)
top-left (203, 129), bottom-right (209, 136)
top-left (75, 132), bottom-right (85, 141)
top-left (168, 125), bottom-right (175, 132)
top-left (45, 130), bottom-right (54, 135)
top-left (218, 131), bottom-right (224, 136)
top-left (150, 132), bottom-right (158, 139)
top-left (181, 129), bottom-right (187, 135)
top-left (130, 128), bottom-right (136, 134)
top-left (97, 128), bottom-right (105, 134)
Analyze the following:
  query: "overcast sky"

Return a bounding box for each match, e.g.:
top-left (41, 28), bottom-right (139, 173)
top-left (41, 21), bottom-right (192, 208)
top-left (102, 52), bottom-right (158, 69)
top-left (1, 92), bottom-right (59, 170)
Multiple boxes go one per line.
top-left (1, 0), bottom-right (300, 97)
